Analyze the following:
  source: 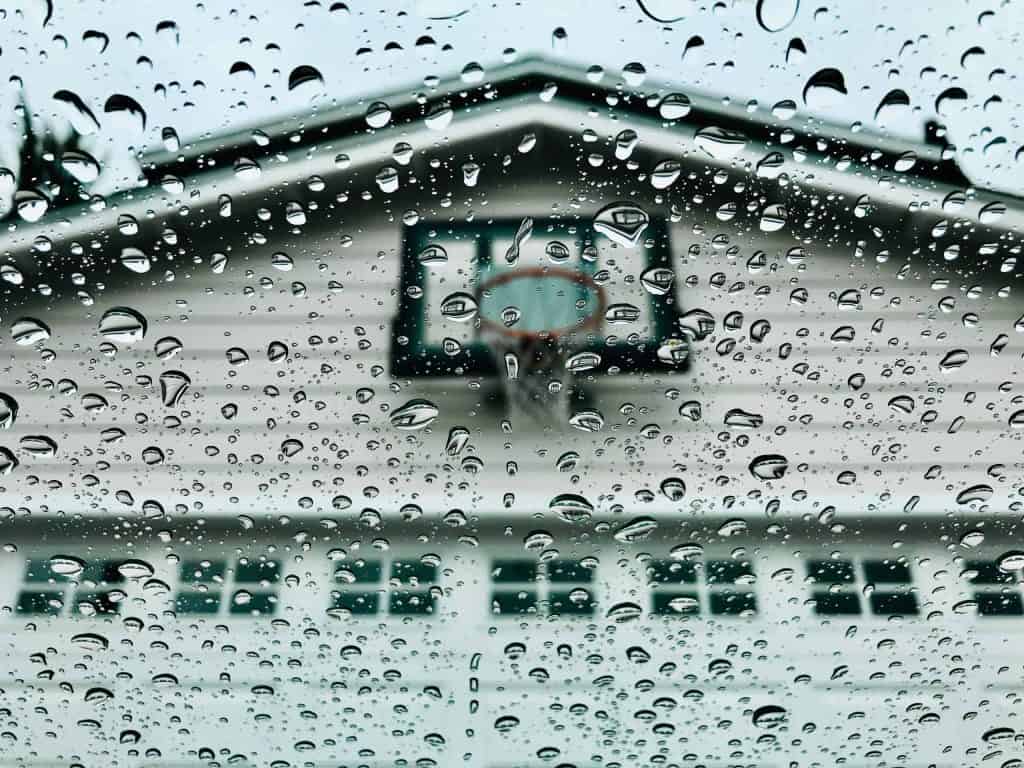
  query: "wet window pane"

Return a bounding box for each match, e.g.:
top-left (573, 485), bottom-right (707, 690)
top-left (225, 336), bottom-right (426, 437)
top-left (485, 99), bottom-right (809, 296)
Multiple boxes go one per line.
top-left (0, 2), bottom-right (1017, 764)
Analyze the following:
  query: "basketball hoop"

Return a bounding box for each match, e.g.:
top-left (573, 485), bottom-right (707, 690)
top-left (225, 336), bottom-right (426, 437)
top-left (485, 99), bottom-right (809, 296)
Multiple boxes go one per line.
top-left (475, 266), bottom-right (606, 424)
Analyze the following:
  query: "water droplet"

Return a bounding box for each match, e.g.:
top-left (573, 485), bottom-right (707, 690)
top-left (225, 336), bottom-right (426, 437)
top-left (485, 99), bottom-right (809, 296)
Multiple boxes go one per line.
top-left (288, 65), bottom-right (325, 96)
top-left (494, 714), bottom-right (520, 732)
top-left (678, 401), bottom-right (702, 421)
top-left (606, 601), bottom-right (642, 623)
top-left (15, 190), bottom-right (49, 222)
top-left (458, 160), bottom-right (480, 187)
top-left (550, 493), bottom-right (594, 523)
top-left (959, 530), bottom-right (985, 548)
top-left (724, 408), bottom-right (764, 429)
top-left (104, 94), bottom-right (147, 132)
top-left (99, 307), bottom-right (147, 344)
top-left (606, 303), bottom-right (641, 324)
top-left (998, 551), bottom-right (1024, 572)
top-left (11, 317), bottom-right (51, 345)
top-left (874, 89), bottom-right (910, 124)
top-left (285, 201), bottom-right (306, 226)
top-left (636, 0), bottom-right (685, 22)
top-left (614, 516), bottom-right (658, 543)
top-left (888, 395), bottom-right (915, 414)
top-left (979, 201), bottom-right (1006, 224)
top-left (0, 447), bottom-right (17, 475)
top-left (657, 338), bottom-right (689, 366)
top-left (425, 103), bottom-right (453, 131)
top-left (0, 394), bottom-right (18, 430)
top-left (956, 484), bottom-right (993, 505)
top-left (440, 292), bottom-right (479, 322)
top-left (759, 204), bottom-right (787, 232)
top-left (935, 87), bottom-right (967, 117)
top-left (749, 454), bottom-right (788, 480)
top-left (694, 127), bottom-right (748, 159)
top-left (0, 263), bottom-right (23, 286)
top-left (390, 399), bottom-right (439, 430)
top-left (594, 202), bottom-right (649, 248)
top-left (504, 217), bottom-right (533, 265)
top-left (639, 266), bottom-right (675, 296)
top-left (545, 240), bottom-right (571, 263)
top-left (71, 632), bottom-right (109, 652)
top-left (445, 426), bottom-right (470, 456)
top-left (566, 351), bottom-right (602, 373)
top-left (717, 519), bottom-right (748, 537)
top-left (658, 93), bottom-right (692, 119)
top-left (20, 434), bottom-right (57, 456)
top-left (982, 727), bottom-right (1015, 744)
top-left (119, 247), bottom-right (150, 274)
top-left (61, 150), bottom-right (100, 183)
top-left (365, 101), bottom-right (392, 128)
top-left (84, 687), bottom-right (114, 704)
top-left (154, 336), bottom-right (182, 360)
top-left (53, 89), bottom-right (100, 134)
top-left (158, 370), bottom-right (191, 408)
top-left (651, 159), bottom-right (682, 189)
top-left (749, 318), bottom-right (771, 343)
top-left (756, 0), bottom-right (798, 31)
top-left (938, 349), bottom-right (968, 372)
top-left (117, 559), bottom-right (154, 580)
top-left (678, 309), bottom-right (715, 340)
top-left (569, 408), bottom-right (605, 432)
top-left (671, 542), bottom-right (704, 560)
top-left (659, 477), bottom-right (686, 501)
top-left (50, 554), bottom-right (86, 576)
top-left (615, 129), bottom-right (639, 159)
top-left (418, 244), bottom-right (448, 265)
top-left (803, 68), bottom-right (847, 108)
top-left (752, 704), bottom-right (788, 729)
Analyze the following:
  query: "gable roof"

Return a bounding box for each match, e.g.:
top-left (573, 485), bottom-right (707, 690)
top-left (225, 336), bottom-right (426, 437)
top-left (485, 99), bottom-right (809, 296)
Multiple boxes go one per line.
top-left (144, 56), bottom-right (970, 190)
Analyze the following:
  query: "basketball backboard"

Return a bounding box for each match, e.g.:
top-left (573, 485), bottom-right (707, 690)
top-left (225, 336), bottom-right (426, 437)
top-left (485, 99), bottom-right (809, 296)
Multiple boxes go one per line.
top-left (390, 215), bottom-right (687, 383)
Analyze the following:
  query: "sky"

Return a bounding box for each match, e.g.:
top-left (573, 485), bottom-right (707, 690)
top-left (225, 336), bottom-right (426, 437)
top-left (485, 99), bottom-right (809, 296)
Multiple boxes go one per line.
top-left (0, 0), bottom-right (1021, 197)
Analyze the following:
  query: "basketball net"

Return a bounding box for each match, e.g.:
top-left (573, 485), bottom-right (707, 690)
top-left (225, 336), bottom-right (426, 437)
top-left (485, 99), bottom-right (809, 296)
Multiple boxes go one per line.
top-left (483, 330), bottom-right (574, 425)
top-left (475, 266), bottom-right (606, 428)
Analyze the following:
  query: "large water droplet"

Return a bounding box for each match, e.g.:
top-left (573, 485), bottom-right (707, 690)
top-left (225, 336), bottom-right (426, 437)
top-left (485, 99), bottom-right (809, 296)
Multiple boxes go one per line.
top-left (99, 307), bottom-right (147, 344)
top-left (11, 317), bottom-right (51, 345)
top-left (752, 704), bottom-right (788, 729)
top-left (50, 554), bottom-right (86, 576)
top-left (749, 454), bottom-right (788, 480)
top-left (694, 126), bottom-right (748, 159)
top-left (0, 393), bottom-right (18, 430)
top-left (53, 89), bottom-right (101, 134)
top-left (593, 202), bottom-right (649, 248)
top-left (724, 408), bottom-right (764, 429)
top-left (417, 244), bottom-right (448, 266)
top-left (756, 0), bottom-right (799, 31)
top-left (569, 408), bottom-right (605, 432)
top-left (390, 399), bottom-right (440, 430)
top-left (159, 370), bottom-right (191, 407)
top-left (803, 68), bottom-right (847, 108)
top-left (658, 93), bottom-right (692, 120)
top-left (614, 517), bottom-right (658, 543)
top-left (439, 292), bottom-right (479, 322)
top-left (550, 493), bottom-right (594, 523)
top-left (61, 150), bottom-right (101, 183)
top-left (104, 94), bottom-right (147, 132)
top-left (288, 65), bottom-right (325, 96)
top-left (997, 551), bottom-right (1024, 573)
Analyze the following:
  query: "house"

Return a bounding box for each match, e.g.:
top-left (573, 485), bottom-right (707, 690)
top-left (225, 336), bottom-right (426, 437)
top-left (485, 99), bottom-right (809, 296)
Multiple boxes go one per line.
top-left (0, 58), bottom-right (1021, 766)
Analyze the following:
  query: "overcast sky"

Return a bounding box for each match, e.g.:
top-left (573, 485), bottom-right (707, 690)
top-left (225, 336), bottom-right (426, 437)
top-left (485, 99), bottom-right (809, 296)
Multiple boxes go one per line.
top-left (1, 0), bottom-right (1021, 196)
